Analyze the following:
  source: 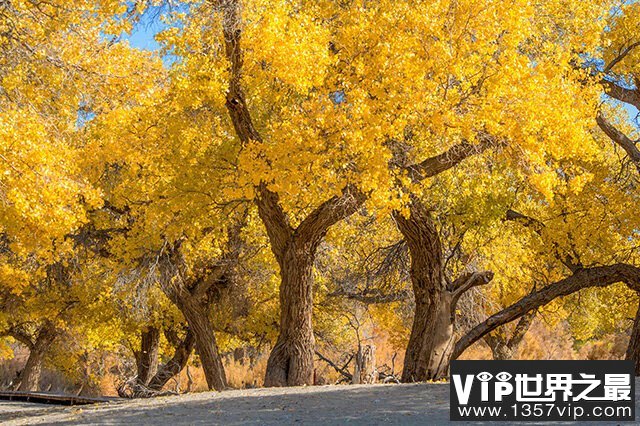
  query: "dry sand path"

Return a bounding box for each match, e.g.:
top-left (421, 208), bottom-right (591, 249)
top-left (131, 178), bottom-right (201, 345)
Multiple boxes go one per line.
top-left (1, 381), bottom-right (637, 425)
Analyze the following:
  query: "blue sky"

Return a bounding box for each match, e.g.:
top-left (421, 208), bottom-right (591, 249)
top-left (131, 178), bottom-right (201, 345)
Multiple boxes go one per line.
top-left (122, 9), bottom-right (164, 52)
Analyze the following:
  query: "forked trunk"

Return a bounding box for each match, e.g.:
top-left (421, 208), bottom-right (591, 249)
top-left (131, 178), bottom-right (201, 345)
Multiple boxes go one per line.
top-left (486, 337), bottom-right (514, 360)
top-left (257, 186), bottom-right (364, 387)
top-left (264, 243), bottom-right (315, 387)
top-left (626, 295), bottom-right (640, 376)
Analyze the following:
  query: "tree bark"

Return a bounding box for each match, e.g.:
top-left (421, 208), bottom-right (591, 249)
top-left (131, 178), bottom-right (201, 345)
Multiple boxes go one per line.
top-left (216, 0), bottom-right (496, 386)
top-left (454, 264), bottom-right (640, 360)
top-left (148, 328), bottom-right (196, 391)
top-left (172, 295), bottom-right (227, 391)
top-left (353, 345), bottom-right (377, 384)
top-left (395, 200), bottom-right (493, 382)
top-left (155, 222), bottom-right (243, 391)
top-left (263, 241), bottom-right (316, 386)
top-left (259, 186), bottom-right (365, 387)
top-left (596, 113), bottom-right (640, 174)
top-left (135, 326), bottom-right (160, 386)
top-left (14, 323), bottom-right (57, 392)
top-left (626, 293), bottom-right (640, 376)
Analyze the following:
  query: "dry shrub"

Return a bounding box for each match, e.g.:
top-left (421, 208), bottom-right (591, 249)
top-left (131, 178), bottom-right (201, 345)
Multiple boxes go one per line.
top-left (223, 352), bottom-right (268, 389)
top-left (517, 319), bottom-right (576, 360)
top-left (577, 333), bottom-right (628, 360)
top-left (457, 340), bottom-right (492, 360)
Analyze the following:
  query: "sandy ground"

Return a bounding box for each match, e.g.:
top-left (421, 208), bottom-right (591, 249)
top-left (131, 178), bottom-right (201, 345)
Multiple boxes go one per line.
top-left (0, 381), bottom-right (637, 425)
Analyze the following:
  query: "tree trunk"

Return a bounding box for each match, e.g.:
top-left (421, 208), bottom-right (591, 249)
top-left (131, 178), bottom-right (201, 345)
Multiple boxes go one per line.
top-left (395, 202), bottom-right (454, 382)
top-left (177, 298), bottom-right (227, 391)
top-left (485, 335), bottom-right (514, 360)
top-left (626, 294), bottom-right (640, 376)
top-left (264, 242), bottom-right (316, 387)
top-left (256, 186), bottom-right (365, 387)
top-left (148, 329), bottom-right (196, 391)
top-left (14, 323), bottom-right (57, 392)
top-left (135, 326), bottom-right (160, 386)
top-left (353, 345), bottom-right (377, 384)
top-left (395, 200), bottom-right (493, 382)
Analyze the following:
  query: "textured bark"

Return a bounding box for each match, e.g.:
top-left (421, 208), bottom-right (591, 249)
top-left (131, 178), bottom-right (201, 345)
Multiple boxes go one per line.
top-left (156, 222), bottom-right (243, 391)
top-left (395, 200), bottom-right (492, 382)
top-left (602, 80), bottom-right (640, 110)
top-left (596, 113), bottom-right (640, 174)
top-left (263, 241), bottom-right (316, 386)
top-left (14, 323), bottom-right (57, 392)
top-left (259, 186), bottom-right (365, 387)
top-left (217, 0), bottom-right (500, 386)
top-left (626, 295), bottom-right (640, 376)
top-left (406, 135), bottom-right (497, 181)
top-left (454, 264), bottom-right (640, 360)
top-left (135, 326), bottom-right (160, 386)
top-left (148, 329), bottom-right (196, 391)
top-left (172, 295), bottom-right (227, 391)
top-left (216, 0), bottom-right (354, 386)
top-left (353, 345), bottom-right (377, 384)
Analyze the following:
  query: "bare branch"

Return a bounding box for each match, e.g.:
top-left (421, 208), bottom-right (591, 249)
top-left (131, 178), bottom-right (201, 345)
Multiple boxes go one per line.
top-left (596, 113), bottom-right (640, 174)
top-left (315, 351), bottom-right (353, 381)
top-left (604, 41), bottom-right (640, 73)
top-left (328, 288), bottom-right (410, 304)
top-left (405, 133), bottom-right (499, 181)
top-left (451, 271), bottom-right (494, 310)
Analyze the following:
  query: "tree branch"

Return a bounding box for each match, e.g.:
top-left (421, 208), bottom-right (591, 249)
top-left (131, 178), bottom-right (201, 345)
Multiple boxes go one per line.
top-left (255, 184), bottom-right (293, 260)
top-left (315, 351), bottom-right (353, 381)
top-left (453, 264), bottom-right (640, 359)
top-left (7, 329), bottom-right (35, 350)
top-left (596, 113), bottom-right (640, 173)
top-left (450, 271), bottom-right (494, 311)
top-left (505, 209), bottom-right (583, 273)
top-left (296, 185), bottom-right (366, 249)
top-left (506, 308), bottom-right (537, 349)
top-left (405, 133), bottom-right (498, 181)
top-left (328, 289), bottom-right (410, 304)
top-left (604, 41), bottom-right (640, 74)
top-left (601, 79), bottom-right (640, 110)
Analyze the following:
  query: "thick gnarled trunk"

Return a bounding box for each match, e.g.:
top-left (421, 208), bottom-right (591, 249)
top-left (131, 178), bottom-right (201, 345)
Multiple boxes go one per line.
top-left (395, 202), bottom-right (453, 382)
top-left (257, 186), bottom-right (364, 386)
top-left (264, 243), bottom-right (316, 387)
top-left (403, 289), bottom-right (455, 381)
top-left (14, 323), bottom-right (57, 392)
top-left (395, 200), bottom-right (492, 382)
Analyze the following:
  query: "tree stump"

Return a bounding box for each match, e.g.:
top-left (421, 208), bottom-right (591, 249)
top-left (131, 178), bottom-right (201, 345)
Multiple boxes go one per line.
top-left (353, 345), bottom-right (377, 384)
